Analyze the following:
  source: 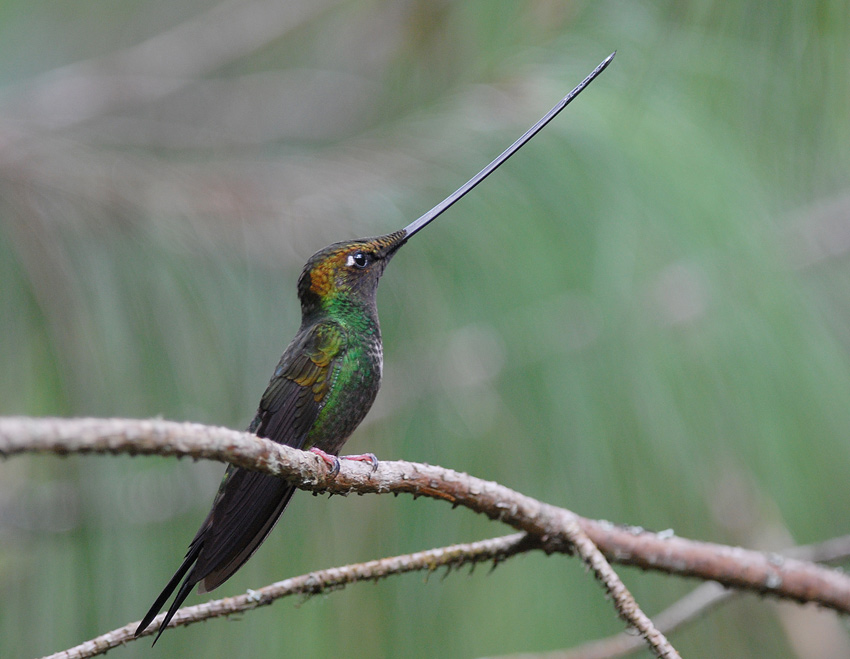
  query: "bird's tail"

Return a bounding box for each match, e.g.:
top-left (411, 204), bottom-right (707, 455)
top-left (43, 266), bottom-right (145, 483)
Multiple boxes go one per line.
top-left (135, 539), bottom-right (202, 644)
top-left (135, 468), bottom-right (299, 643)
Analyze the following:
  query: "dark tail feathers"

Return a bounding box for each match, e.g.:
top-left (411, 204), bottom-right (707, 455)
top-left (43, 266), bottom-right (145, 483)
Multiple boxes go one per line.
top-left (135, 540), bottom-right (202, 645)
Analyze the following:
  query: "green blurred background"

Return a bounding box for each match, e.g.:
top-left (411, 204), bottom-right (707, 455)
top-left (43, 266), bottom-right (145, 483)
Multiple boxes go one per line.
top-left (2, 1), bottom-right (850, 657)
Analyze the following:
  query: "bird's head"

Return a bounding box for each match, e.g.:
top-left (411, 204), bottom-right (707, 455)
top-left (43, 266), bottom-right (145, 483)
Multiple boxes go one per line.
top-left (297, 230), bottom-right (407, 314)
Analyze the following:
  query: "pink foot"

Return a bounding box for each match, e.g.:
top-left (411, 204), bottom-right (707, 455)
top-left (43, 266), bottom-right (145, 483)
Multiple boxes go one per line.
top-left (341, 452), bottom-right (379, 472)
top-left (309, 448), bottom-right (379, 475)
top-left (310, 447), bottom-right (340, 476)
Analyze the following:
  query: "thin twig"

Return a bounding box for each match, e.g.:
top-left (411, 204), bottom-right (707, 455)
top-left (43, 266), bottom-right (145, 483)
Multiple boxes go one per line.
top-left (557, 516), bottom-right (680, 658)
top-left (560, 583), bottom-right (730, 659)
top-left (538, 533), bottom-right (850, 659)
top-left (42, 534), bottom-right (536, 659)
top-left (488, 582), bottom-right (731, 659)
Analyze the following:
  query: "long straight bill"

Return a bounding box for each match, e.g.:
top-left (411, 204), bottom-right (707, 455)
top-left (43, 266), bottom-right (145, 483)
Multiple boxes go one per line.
top-left (402, 51), bottom-right (615, 240)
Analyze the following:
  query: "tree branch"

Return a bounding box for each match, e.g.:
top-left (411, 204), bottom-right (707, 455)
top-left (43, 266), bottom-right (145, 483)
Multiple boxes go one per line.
top-left (3, 417), bottom-right (681, 658)
top-left (2, 416), bottom-right (848, 617)
top-left (540, 533), bottom-right (850, 659)
top-left (1, 417), bottom-right (848, 616)
top-left (42, 534), bottom-right (536, 659)
top-left (5, 417), bottom-right (849, 658)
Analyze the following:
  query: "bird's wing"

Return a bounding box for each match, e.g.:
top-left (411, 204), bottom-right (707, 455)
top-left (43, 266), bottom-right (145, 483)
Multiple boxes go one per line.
top-left (252, 319), bottom-right (344, 443)
top-left (194, 320), bottom-right (347, 589)
top-left (137, 320), bottom-right (347, 642)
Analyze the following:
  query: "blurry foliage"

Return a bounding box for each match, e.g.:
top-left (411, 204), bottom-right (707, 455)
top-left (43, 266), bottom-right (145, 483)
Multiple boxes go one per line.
top-left (1, 0), bottom-right (850, 657)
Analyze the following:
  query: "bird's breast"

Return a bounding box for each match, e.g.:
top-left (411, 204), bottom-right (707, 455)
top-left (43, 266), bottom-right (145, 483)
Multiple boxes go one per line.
top-left (306, 334), bottom-right (383, 454)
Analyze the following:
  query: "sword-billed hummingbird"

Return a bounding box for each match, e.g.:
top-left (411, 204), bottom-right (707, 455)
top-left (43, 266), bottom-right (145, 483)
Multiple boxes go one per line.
top-left (136, 52), bottom-right (614, 643)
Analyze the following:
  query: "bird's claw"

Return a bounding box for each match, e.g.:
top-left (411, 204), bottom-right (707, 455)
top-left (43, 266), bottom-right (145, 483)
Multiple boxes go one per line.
top-left (309, 447), bottom-right (341, 477)
top-left (309, 448), bottom-right (379, 475)
top-left (342, 452), bottom-right (379, 472)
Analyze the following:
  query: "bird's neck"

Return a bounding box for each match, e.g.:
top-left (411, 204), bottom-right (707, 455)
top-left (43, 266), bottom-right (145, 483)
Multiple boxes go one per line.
top-left (303, 291), bottom-right (380, 336)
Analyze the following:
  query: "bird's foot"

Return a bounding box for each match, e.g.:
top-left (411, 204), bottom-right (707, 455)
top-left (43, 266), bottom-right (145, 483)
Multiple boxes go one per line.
top-left (340, 452), bottom-right (379, 472)
top-left (309, 447), bottom-right (341, 477)
top-left (309, 448), bottom-right (379, 475)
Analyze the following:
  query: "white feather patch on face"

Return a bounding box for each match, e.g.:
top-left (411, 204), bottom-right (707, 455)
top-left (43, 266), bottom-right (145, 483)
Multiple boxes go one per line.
top-left (345, 254), bottom-right (356, 267)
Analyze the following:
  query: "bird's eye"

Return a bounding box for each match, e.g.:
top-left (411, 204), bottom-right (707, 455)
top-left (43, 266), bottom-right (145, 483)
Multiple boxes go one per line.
top-left (347, 251), bottom-right (370, 269)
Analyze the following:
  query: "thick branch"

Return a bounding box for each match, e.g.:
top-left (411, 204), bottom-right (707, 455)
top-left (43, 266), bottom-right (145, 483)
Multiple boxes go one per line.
top-left (1, 417), bottom-right (848, 616)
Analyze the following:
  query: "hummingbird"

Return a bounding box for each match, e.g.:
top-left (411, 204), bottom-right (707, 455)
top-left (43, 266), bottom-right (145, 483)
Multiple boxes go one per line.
top-left (135, 52), bottom-right (614, 644)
